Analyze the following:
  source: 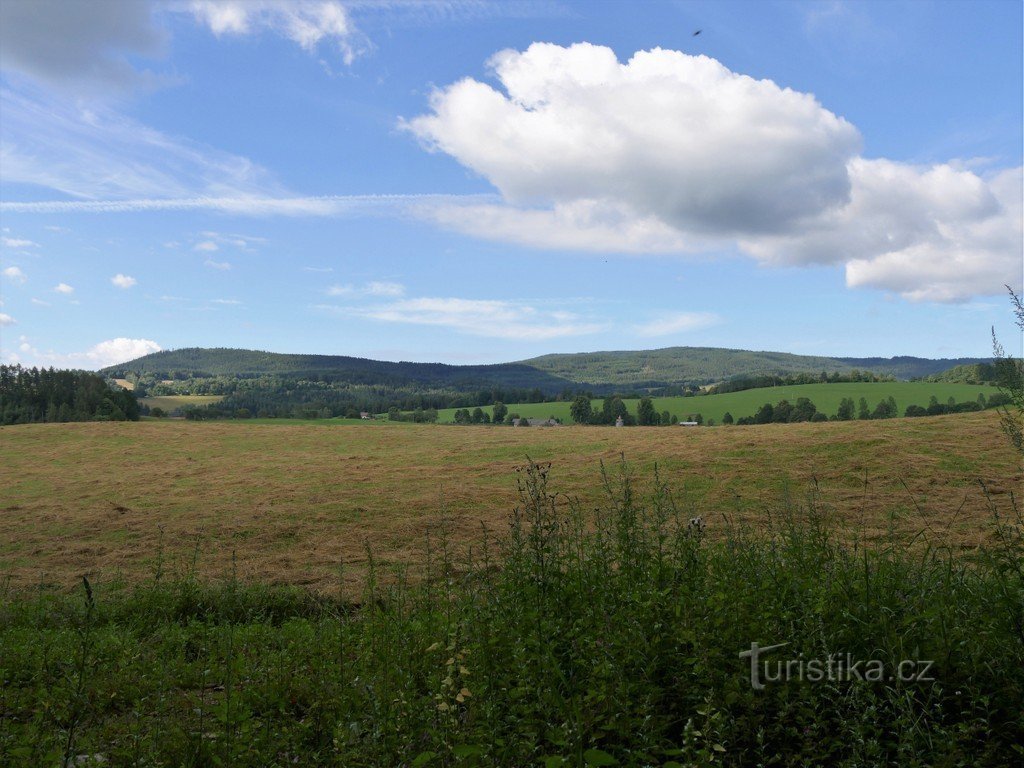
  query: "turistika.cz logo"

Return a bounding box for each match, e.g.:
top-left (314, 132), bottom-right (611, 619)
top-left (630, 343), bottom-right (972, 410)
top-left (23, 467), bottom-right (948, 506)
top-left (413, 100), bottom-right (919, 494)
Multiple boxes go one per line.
top-left (739, 642), bottom-right (935, 690)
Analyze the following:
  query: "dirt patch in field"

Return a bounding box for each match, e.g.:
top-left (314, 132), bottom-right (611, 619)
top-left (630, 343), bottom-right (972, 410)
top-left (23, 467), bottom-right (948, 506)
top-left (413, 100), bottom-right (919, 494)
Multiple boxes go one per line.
top-left (0, 412), bottom-right (1019, 593)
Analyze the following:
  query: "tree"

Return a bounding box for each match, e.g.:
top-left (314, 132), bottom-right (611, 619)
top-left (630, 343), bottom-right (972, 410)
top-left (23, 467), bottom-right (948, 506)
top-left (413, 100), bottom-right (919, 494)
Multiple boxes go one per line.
top-left (636, 397), bottom-right (657, 426)
top-left (857, 397), bottom-right (870, 420)
top-left (722, 411), bottom-right (733, 425)
top-left (492, 402), bottom-right (507, 424)
top-left (836, 397), bottom-right (855, 421)
top-left (791, 397), bottom-right (817, 422)
top-left (660, 410), bottom-right (672, 426)
top-left (772, 400), bottom-right (793, 423)
top-left (753, 403), bottom-right (774, 424)
top-left (454, 408), bottom-right (471, 424)
top-left (992, 285), bottom-right (1024, 453)
top-left (570, 395), bottom-right (592, 425)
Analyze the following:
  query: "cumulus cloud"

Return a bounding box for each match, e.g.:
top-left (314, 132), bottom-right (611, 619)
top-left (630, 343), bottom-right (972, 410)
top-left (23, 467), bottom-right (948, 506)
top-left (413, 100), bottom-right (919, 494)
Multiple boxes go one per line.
top-left (322, 296), bottom-right (607, 340)
top-left (11, 337), bottom-right (162, 369)
top-left (54, 282), bottom-right (74, 294)
top-left (0, 313), bottom-right (15, 326)
top-left (2, 266), bottom-right (27, 284)
top-left (187, 0), bottom-right (367, 64)
top-left (194, 240), bottom-right (219, 252)
top-left (405, 43), bottom-right (1022, 301)
top-left (111, 273), bottom-right (137, 289)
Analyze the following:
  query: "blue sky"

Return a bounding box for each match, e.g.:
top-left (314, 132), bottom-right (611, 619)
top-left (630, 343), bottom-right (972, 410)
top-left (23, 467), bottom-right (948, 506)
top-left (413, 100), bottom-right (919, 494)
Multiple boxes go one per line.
top-left (0, 0), bottom-right (1021, 369)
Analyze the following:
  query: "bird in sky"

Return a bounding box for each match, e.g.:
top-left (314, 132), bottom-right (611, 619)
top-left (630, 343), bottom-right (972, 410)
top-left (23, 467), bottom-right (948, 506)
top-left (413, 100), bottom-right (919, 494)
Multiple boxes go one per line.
top-left (693, 29), bottom-right (702, 36)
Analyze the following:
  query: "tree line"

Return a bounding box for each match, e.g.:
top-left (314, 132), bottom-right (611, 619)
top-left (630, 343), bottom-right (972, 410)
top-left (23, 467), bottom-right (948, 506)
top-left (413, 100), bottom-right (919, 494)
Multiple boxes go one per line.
top-left (0, 365), bottom-right (140, 425)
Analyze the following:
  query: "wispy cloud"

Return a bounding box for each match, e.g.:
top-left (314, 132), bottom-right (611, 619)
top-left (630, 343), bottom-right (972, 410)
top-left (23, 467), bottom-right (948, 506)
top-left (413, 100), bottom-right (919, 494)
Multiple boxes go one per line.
top-left (1, 236), bottom-right (39, 249)
top-left (54, 282), bottom-right (74, 294)
top-left (0, 193), bottom-right (495, 216)
top-left (326, 281), bottom-right (406, 298)
top-left (204, 259), bottom-right (232, 270)
top-left (0, 85), bottom-right (284, 201)
top-left (320, 296), bottom-right (607, 340)
top-left (632, 311), bottom-right (720, 337)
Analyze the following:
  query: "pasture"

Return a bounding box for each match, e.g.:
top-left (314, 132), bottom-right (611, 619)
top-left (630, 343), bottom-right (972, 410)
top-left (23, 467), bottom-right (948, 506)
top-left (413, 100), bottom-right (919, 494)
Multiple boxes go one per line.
top-left (0, 410), bottom-right (1018, 593)
top-left (138, 394), bottom-right (225, 413)
top-left (430, 381), bottom-right (996, 423)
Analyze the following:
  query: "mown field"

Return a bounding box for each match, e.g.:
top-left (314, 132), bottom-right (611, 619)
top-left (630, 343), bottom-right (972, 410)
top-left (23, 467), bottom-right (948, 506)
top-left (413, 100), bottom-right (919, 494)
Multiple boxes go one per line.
top-left (430, 382), bottom-right (996, 423)
top-left (0, 410), bottom-right (1018, 593)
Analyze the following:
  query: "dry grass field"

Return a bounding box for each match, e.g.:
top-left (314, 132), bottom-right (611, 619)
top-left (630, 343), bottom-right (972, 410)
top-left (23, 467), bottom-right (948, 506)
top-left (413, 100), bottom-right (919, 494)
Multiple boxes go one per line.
top-left (1, 411), bottom-right (1019, 592)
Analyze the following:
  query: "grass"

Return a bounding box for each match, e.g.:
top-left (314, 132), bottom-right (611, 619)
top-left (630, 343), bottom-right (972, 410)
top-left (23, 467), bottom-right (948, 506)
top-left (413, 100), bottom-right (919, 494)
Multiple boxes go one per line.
top-left (1, 460), bottom-right (1021, 766)
top-left (429, 382), bottom-right (996, 424)
top-left (0, 411), bottom-right (1019, 593)
top-left (139, 395), bottom-right (225, 413)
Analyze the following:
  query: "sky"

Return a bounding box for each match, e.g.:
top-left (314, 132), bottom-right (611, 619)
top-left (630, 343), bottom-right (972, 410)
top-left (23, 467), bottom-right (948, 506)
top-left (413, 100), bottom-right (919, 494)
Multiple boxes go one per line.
top-left (0, 0), bottom-right (1021, 370)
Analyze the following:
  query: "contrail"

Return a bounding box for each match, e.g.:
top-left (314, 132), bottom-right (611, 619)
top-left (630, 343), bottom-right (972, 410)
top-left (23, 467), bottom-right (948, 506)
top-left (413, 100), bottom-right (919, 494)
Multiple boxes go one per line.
top-left (0, 193), bottom-right (498, 216)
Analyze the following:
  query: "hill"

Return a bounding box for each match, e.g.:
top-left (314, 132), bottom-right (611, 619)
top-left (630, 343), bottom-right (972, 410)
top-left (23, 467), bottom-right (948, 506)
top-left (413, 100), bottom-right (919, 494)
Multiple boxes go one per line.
top-left (100, 347), bottom-right (577, 393)
top-left (104, 346), bottom-right (989, 393)
top-left (519, 347), bottom-right (988, 387)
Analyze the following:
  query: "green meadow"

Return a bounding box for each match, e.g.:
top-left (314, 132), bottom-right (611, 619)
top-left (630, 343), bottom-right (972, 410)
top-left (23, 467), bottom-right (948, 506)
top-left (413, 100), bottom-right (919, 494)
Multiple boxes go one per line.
top-left (138, 395), bottom-right (225, 413)
top-left (431, 382), bottom-right (996, 423)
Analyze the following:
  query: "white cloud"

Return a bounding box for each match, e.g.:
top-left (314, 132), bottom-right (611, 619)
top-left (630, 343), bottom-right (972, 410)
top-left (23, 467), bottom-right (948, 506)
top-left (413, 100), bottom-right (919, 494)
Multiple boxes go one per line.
top-left (0, 313), bottom-right (15, 326)
top-left (211, 298), bottom-right (241, 305)
top-left (11, 337), bottom-right (162, 370)
top-left (204, 259), bottom-right (232, 270)
top-left (111, 273), bottom-right (137, 289)
top-left (633, 312), bottom-right (720, 337)
top-left (194, 240), bottom-right (219, 252)
top-left (187, 0), bottom-right (367, 64)
top-left (1, 236), bottom-right (39, 248)
top-left (329, 296), bottom-right (607, 340)
top-left (404, 43), bottom-right (1022, 301)
top-left (30, 298), bottom-right (50, 306)
top-left (326, 281), bottom-right (406, 298)
top-left (2, 266), bottom-right (27, 283)
top-left (406, 43), bottom-right (860, 239)
top-left (0, 192), bottom-right (490, 216)
top-left (54, 282), bottom-right (74, 294)
top-left (303, 266), bottom-right (333, 273)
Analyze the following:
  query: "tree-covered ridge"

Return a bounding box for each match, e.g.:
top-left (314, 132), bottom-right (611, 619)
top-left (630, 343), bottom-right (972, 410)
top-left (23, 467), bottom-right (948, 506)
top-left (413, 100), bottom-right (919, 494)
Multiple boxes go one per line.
top-left (520, 347), bottom-right (989, 387)
top-left (102, 345), bottom-right (991, 395)
top-left (0, 365), bottom-right (140, 425)
top-left (99, 347), bottom-right (578, 393)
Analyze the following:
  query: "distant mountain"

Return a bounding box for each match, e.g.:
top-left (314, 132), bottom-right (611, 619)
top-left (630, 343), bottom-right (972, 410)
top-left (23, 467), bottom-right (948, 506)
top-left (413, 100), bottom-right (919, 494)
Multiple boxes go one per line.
top-left (102, 346), bottom-right (990, 392)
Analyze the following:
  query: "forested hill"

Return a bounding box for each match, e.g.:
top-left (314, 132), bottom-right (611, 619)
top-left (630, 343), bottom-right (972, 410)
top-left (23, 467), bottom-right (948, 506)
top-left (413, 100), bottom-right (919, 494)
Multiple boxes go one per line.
top-left (834, 356), bottom-right (991, 380)
top-left (517, 347), bottom-right (989, 387)
top-left (100, 348), bottom-right (578, 392)
top-left (103, 346), bottom-right (989, 391)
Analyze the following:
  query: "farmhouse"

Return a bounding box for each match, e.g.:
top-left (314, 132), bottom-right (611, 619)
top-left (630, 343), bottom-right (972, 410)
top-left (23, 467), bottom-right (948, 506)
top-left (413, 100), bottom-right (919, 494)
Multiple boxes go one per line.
top-left (513, 417), bottom-right (560, 427)
top-left (678, 421), bottom-right (700, 427)
top-left (360, 411), bottom-right (373, 420)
